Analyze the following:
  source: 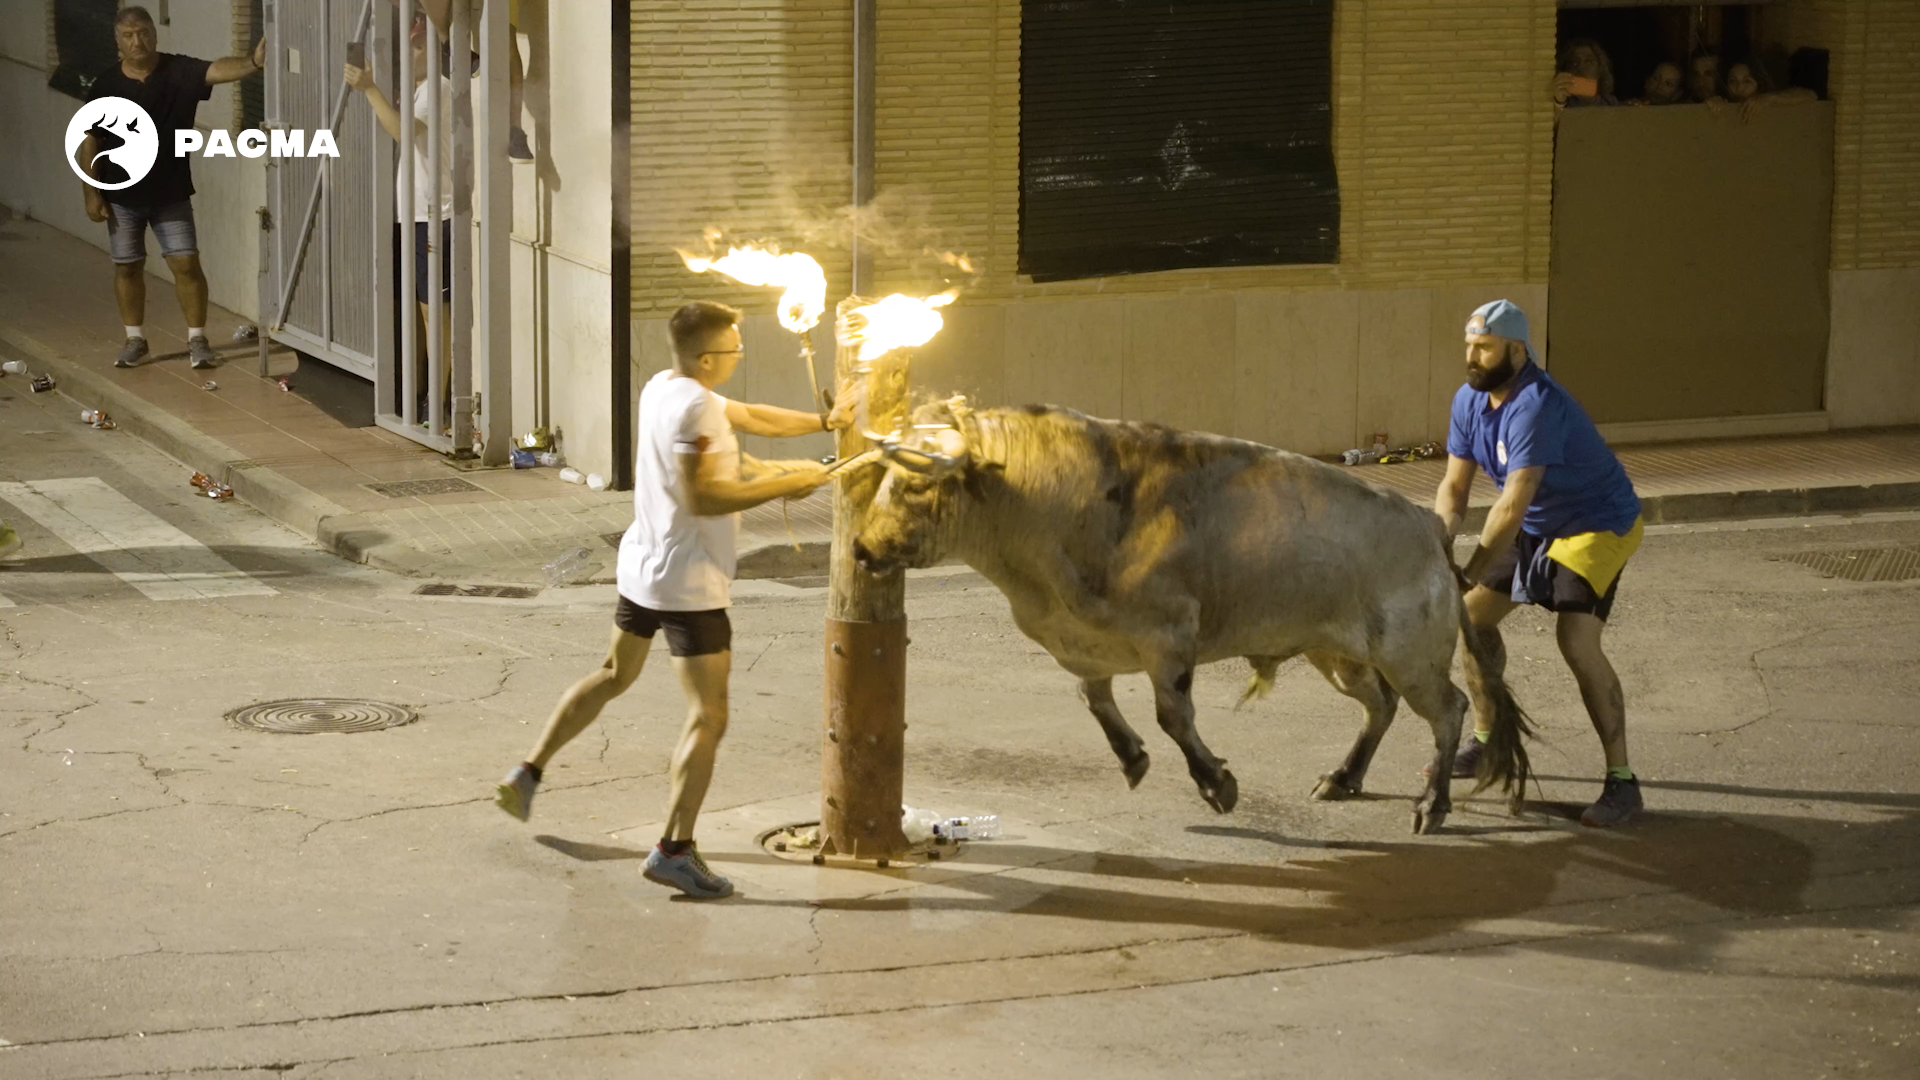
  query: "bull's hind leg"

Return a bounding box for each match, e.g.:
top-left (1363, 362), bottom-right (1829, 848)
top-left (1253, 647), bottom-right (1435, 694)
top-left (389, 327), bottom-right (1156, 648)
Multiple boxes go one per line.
top-left (1304, 651), bottom-right (1401, 802)
top-left (1148, 665), bottom-right (1237, 813)
top-left (1080, 678), bottom-right (1151, 788)
top-left (1391, 671), bottom-right (1469, 835)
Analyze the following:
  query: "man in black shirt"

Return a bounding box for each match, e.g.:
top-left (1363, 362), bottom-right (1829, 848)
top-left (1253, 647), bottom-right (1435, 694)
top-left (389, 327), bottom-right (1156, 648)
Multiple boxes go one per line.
top-left (77, 7), bottom-right (264, 370)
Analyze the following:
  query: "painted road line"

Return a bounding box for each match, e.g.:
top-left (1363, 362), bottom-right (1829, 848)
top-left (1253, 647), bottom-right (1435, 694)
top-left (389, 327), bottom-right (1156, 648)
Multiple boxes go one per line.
top-left (0, 478), bottom-right (276, 601)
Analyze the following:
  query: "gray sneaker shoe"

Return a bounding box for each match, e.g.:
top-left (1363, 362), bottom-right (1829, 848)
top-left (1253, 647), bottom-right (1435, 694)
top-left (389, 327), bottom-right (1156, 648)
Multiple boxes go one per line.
top-left (1424, 732), bottom-right (1486, 779)
top-left (494, 763), bottom-right (538, 822)
top-left (1581, 776), bottom-right (1644, 828)
top-left (114, 336), bottom-right (150, 368)
top-left (188, 336), bottom-right (217, 369)
top-left (643, 843), bottom-right (734, 899)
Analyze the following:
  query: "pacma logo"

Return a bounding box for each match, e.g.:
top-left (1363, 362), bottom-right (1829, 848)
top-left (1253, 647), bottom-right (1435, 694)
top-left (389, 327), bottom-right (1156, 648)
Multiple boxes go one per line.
top-left (67, 97), bottom-right (337, 190)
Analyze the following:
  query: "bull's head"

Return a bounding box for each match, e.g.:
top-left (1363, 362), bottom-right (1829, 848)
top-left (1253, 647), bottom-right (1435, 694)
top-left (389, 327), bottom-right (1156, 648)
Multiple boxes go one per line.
top-left (850, 397), bottom-right (981, 573)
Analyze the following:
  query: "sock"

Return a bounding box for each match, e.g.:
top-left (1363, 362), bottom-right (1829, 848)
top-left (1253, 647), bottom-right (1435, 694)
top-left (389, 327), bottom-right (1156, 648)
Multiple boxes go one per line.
top-left (659, 837), bottom-right (693, 857)
top-left (1472, 729), bottom-right (1490, 745)
top-left (187, 327), bottom-right (207, 341)
top-left (1607, 765), bottom-right (1636, 781)
top-left (125, 325), bottom-right (144, 338)
top-left (521, 762), bottom-right (541, 784)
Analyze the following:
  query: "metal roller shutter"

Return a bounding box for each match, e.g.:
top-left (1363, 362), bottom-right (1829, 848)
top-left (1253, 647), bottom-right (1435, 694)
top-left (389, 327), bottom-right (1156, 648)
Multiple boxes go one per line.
top-left (1019, 0), bottom-right (1339, 282)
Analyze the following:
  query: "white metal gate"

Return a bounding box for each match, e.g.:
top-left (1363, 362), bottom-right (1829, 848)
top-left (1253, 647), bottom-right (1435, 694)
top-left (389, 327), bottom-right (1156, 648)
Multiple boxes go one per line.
top-left (259, 0), bottom-right (510, 461)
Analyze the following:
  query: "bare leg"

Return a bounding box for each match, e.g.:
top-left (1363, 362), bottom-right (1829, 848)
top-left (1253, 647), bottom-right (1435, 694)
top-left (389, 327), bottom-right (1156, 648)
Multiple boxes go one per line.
top-left (1079, 677), bottom-right (1149, 788)
top-left (1307, 651), bottom-right (1400, 800)
top-left (164, 253), bottom-right (208, 329)
top-left (662, 650), bottom-right (731, 842)
top-left (509, 31), bottom-right (525, 126)
top-left (525, 624), bottom-right (650, 769)
top-left (1556, 612), bottom-right (1628, 771)
top-left (114, 261), bottom-right (145, 327)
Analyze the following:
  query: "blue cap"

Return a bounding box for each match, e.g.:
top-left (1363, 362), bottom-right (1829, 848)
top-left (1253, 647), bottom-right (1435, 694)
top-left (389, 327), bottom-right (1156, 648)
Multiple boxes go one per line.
top-left (1464, 299), bottom-right (1536, 364)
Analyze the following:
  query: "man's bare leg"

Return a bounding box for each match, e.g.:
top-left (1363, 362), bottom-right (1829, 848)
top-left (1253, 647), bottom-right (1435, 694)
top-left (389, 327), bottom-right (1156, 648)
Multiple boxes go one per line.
top-left (527, 625), bottom-right (651, 769)
top-left (661, 650), bottom-right (730, 841)
top-left (495, 625), bottom-right (649, 820)
top-left (1557, 609), bottom-right (1642, 826)
top-left (114, 261), bottom-right (146, 326)
top-left (164, 253), bottom-right (209, 329)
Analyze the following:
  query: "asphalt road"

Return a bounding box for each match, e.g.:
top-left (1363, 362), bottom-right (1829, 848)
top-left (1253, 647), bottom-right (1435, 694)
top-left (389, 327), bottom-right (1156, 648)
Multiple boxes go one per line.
top-left (2, 377), bottom-right (1917, 1078)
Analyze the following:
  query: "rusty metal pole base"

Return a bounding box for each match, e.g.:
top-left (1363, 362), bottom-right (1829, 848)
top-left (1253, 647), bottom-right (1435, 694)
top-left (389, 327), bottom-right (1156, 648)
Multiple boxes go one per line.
top-left (819, 616), bottom-right (910, 860)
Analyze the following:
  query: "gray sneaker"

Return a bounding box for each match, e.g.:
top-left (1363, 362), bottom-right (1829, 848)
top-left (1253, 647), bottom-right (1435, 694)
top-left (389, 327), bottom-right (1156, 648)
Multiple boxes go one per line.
top-left (188, 336), bottom-right (218, 369)
top-left (642, 843), bottom-right (734, 899)
top-left (494, 763), bottom-right (537, 822)
top-left (1581, 776), bottom-right (1644, 828)
top-left (1424, 732), bottom-right (1486, 779)
top-left (114, 336), bottom-right (150, 368)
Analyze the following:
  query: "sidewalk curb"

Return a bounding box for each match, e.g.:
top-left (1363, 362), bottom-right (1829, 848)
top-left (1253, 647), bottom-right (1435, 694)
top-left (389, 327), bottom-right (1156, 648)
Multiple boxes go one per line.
top-left (0, 324), bottom-right (491, 582)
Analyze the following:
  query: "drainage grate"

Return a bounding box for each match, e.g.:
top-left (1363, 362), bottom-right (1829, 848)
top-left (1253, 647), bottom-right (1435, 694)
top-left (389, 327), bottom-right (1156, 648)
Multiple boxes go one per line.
top-left (414, 583), bottom-right (541, 598)
top-left (366, 477), bottom-right (481, 498)
top-left (1779, 547), bottom-right (1920, 583)
top-left (227, 698), bottom-right (418, 734)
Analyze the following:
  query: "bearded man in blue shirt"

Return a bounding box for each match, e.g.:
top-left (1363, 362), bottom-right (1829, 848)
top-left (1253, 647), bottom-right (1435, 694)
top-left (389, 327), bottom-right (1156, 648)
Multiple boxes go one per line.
top-left (1432, 300), bottom-right (1646, 827)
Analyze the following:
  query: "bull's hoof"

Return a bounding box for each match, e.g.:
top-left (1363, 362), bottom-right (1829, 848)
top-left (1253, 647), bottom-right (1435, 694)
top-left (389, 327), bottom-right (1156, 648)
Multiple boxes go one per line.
top-left (1122, 751), bottom-right (1150, 790)
top-left (1200, 769), bottom-right (1239, 814)
top-left (1412, 802), bottom-right (1451, 835)
top-left (1311, 773), bottom-right (1360, 801)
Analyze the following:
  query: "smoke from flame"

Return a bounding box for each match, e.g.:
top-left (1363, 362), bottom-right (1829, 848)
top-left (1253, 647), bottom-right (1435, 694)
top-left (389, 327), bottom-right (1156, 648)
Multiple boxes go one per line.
top-left (840, 290), bottom-right (958, 364)
top-left (678, 245), bottom-right (828, 334)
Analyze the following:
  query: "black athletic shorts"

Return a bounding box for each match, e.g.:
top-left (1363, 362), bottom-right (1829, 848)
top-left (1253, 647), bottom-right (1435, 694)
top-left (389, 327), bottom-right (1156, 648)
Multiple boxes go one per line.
top-left (1478, 529), bottom-right (1624, 621)
top-left (613, 596), bottom-right (731, 657)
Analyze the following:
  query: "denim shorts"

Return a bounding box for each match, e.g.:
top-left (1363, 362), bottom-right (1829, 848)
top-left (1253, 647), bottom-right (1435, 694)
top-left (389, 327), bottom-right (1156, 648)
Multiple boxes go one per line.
top-left (107, 200), bottom-right (197, 264)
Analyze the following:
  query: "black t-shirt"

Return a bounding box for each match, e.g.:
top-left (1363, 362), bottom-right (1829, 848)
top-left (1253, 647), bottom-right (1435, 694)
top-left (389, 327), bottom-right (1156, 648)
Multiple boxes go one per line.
top-left (86, 53), bottom-right (213, 207)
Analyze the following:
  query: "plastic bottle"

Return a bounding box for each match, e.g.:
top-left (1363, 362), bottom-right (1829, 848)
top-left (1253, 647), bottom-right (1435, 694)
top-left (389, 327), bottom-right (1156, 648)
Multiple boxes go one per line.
top-left (534, 450), bottom-right (562, 467)
top-left (510, 448), bottom-right (537, 469)
top-left (935, 814), bottom-right (1000, 841)
top-left (542, 546), bottom-right (597, 587)
top-left (900, 806), bottom-right (941, 845)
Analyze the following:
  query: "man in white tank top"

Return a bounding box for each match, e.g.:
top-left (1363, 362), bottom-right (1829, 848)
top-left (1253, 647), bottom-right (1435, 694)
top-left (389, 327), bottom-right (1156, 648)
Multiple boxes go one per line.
top-left (495, 300), bottom-right (851, 898)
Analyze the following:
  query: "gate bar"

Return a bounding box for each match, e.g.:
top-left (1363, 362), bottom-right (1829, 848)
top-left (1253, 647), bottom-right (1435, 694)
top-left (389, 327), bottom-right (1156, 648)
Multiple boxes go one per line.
top-left (269, 0), bottom-right (374, 332)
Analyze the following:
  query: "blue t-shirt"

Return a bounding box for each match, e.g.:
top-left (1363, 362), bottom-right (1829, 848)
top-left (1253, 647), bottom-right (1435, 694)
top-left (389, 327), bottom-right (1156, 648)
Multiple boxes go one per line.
top-left (1447, 363), bottom-right (1640, 539)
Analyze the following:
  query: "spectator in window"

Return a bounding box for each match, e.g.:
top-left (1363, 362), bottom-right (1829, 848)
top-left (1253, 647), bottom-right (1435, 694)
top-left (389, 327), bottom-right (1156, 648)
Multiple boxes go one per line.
top-left (1686, 50), bottom-right (1722, 103)
top-left (77, 6), bottom-right (265, 371)
top-left (1712, 59), bottom-right (1819, 122)
top-left (1630, 61), bottom-right (1684, 106)
top-left (1552, 39), bottom-right (1619, 108)
top-left (418, 0), bottom-right (532, 161)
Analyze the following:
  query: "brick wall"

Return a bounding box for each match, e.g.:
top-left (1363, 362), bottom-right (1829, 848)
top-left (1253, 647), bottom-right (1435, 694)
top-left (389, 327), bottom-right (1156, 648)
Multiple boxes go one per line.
top-left (630, 0), bottom-right (1558, 311)
top-left (627, 0), bottom-right (851, 319)
top-left (1774, 0), bottom-right (1920, 270)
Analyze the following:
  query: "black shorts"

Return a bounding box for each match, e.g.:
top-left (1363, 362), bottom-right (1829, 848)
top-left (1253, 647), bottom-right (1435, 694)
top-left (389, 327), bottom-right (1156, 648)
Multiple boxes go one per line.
top-left (412, 219), bottom-right (453, 303)
top-left (614, 597), bottom-right (731, 657)
top-left (1479, 529), bottom-right (1624, 621)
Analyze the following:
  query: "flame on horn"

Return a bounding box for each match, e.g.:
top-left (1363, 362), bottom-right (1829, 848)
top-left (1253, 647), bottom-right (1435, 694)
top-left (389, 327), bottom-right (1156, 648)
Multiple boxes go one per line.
top-left (839, 289), bottom-right (958, 364)
top-left (678, 244), bottom-right (828, 334)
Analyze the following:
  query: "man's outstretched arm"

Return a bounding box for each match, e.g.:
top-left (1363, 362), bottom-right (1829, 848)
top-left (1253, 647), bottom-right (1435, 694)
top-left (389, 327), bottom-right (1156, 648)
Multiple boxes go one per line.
top-left (206, 39), bottom-right (266, 85)
top-left (1459, 466), bottom-right (1544, 584)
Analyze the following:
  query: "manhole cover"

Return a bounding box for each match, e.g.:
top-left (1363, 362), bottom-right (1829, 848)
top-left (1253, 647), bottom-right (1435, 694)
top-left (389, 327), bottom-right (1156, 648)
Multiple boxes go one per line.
top-left (227, 698), bottom-right (418, 734)
top-left (1779, 546), bottom-right (1920, 583)
top-left (413, 583), bottom-right (541, 598)
top-left (366, 477), bottom-right (481, 498)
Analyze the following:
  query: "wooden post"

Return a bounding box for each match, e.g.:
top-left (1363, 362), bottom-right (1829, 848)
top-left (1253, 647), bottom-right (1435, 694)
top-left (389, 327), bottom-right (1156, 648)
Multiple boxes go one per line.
top-left (820, 298), bottom-right (911, 860)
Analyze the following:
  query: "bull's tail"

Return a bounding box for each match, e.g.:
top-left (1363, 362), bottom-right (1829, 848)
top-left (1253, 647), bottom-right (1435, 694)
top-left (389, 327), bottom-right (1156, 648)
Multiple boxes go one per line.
top-left (1458, 602), bottom-right (1535, 812)
top-left (1235, 656), bottom-right (1282, 711)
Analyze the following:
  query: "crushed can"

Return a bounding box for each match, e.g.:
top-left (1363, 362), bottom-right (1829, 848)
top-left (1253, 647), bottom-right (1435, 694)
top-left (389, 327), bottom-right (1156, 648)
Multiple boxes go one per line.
top-left (276, 376), bottom-right (291, 392)
top-left (509, 448), bottom-right (537, 469)
top-left (201, 380), bottom-right (219, 391)
top-left (232, 324), bottom-right (259, 341)
top-left (30, 374), bottom-right (56, 393)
